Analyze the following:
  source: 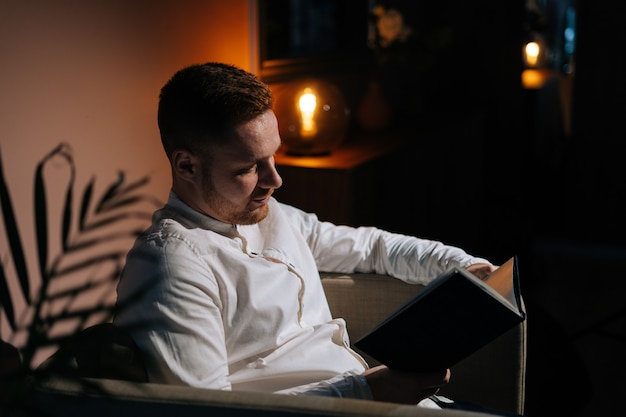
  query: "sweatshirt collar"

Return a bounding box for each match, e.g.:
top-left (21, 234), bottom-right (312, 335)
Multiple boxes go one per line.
top-left (166, 191), bottom-right (240, 238)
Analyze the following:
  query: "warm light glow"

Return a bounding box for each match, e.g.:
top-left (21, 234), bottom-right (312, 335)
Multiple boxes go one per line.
top-left (524, 41), bottom-right (540, 67)
top-left (298, 88), bottom-right (317, 139)
top-left (521, 69), bottom-right (554, 89)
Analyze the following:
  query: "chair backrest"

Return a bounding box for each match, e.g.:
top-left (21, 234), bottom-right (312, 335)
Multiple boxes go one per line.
top-left (1, 339), bottom-right (22, 395)
top-left (39, 323), bottom-right (148, 382)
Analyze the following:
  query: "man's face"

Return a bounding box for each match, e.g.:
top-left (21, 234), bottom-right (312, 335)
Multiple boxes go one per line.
top-left (197, 110), bottom-right (283, 225)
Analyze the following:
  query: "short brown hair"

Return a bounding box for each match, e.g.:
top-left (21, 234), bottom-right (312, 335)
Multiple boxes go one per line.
top-left (157, 62), bottom-right (273, 159)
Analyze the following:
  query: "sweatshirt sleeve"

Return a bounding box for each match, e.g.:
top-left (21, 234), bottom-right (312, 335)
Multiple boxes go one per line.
top-left (276, 371), bottom-right (373, 399)
top-left (279, 202), bottom-right (491, 285)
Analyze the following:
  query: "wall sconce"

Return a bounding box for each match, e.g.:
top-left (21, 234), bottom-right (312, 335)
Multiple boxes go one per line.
top-left (273, 78), bottom-right (349, 156)
top-left (522, 34), bottom-right (553, 89)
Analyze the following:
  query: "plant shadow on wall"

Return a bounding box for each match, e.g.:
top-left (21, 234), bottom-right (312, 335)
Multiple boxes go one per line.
top-left (0, 143), bottom-right (161, 407)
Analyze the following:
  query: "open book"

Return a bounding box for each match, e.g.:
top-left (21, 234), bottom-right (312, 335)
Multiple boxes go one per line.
top-left (353, 256), bottom-right (525, 372)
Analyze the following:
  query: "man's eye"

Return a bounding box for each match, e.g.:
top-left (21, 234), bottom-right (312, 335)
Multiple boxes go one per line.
top-left (237, 165), bottom-right (257, 175)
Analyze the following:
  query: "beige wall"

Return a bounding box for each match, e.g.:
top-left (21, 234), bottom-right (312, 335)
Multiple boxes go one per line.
top-left (0, 0), bottom-right (255, 365)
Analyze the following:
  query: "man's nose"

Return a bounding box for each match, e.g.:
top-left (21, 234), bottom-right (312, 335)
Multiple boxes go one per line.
top-left (260, 163), bottom-right (283, 190)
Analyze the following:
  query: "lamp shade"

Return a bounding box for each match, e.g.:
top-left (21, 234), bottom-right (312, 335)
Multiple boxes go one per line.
top-left (274, 78), bottom-right (349, 156)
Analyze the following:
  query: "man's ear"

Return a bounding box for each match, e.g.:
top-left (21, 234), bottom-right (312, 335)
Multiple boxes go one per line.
top-left (172, 150), bottom-right (198, 181)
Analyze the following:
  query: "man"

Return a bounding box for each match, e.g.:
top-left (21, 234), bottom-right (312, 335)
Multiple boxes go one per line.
top-left (114, 62), bottom-right (498, 407)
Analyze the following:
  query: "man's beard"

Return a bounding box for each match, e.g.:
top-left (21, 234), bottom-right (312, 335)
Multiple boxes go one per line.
top-left (201, 179), bottom-right (270, 225)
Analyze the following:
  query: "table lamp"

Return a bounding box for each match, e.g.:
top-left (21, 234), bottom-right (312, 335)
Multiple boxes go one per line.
top-left (273, 78), bottom-right (349, 156)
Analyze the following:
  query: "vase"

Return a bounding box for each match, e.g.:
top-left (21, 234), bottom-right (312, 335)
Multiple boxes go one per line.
top-left (355, 79), bottom-right (392, 131)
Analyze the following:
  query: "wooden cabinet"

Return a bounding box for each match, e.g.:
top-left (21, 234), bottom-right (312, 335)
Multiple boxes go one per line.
top-left (273, 132), bottom-right (407, 227)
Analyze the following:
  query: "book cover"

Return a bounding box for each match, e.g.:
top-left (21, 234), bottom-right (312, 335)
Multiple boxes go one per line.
top-left (353, 256), bottom-right (525, 372)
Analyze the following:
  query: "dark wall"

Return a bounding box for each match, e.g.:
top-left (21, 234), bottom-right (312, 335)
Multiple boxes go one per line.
top-left (563, 0), bottom-right (626, 245)
top-left (370, 0), bottom-right (528, 263)
top-left (388, 0), bottom-right (626, 257)
top-left (372, 3), bottom-right (626, 414)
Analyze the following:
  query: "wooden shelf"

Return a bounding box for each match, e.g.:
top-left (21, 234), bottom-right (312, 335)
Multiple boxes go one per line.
top-left (275, 131), bottom-right (408, 169)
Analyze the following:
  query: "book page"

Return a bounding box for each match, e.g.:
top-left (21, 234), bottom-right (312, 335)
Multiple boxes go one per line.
top-left (484, 257), bottom-right (517, 308)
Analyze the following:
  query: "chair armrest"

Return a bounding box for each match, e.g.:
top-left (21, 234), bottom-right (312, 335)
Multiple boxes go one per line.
top-left (320, 272), bottom-right (527, 415)
top-left (24, 375), bottom-right (510, 417)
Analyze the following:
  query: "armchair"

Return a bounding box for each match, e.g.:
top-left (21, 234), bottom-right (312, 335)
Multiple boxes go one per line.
top-left (320, 272), bottom-right (526, 414)
top-left (13, 272), bottom-right (527, 417)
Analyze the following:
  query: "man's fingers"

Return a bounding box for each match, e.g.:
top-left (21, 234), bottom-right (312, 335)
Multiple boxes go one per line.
top-left (363, 366), bottom-right (452, 404)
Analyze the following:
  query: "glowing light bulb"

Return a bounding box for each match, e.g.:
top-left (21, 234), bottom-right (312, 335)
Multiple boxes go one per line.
top-left (524, 41), bottom-right (540, 67)
top-left (274, 78), bottom-right (349, 155)
top-left (298, 88), bottom-right (317, 139)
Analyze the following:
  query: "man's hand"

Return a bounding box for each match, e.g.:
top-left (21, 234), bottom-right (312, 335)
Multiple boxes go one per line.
top-left (465, 263), bottom-right (498, 280)
top-left (363, 365), bottom-right (451, 404)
